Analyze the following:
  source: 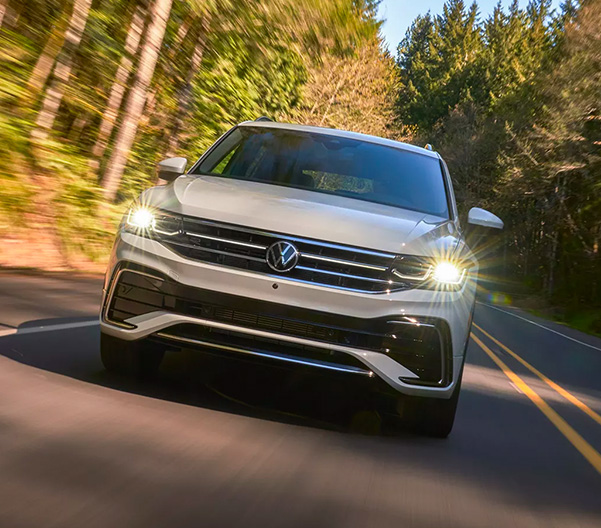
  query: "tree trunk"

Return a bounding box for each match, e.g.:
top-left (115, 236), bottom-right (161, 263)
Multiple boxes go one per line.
top-left (168, 17), bottom-right (192, 63)
top-left (0, 0), bottom-right (8, 28)
top-left (547, 176), bottom-right (563, 297)
top-left (166, 16), bottom-right (210, 157)
top-left (31, 0), bottom-right (93, 141)
top-left (5, 0), bottom-right (22, 27)
top-left (90, 5), bottom-right (145, 171)
top-left (68, 113), bottom-right (88, 141)
top-left (547, 229), bottom-right (558, 297)
top-left (26, 14), bottom-right (69, 95)
top-left (319, 73), bottom-right (347, 126)
top-left (101, 0), bottom-right (173, 202)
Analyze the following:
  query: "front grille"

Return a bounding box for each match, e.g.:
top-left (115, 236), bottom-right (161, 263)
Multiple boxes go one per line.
top-left (151, 212), bottom-right (411, 293)
top-left (104, 265), bottom-right (452, 385)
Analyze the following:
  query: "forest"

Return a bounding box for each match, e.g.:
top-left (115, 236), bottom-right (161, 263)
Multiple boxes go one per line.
top-left (0, 0), bottom-right (599, 329)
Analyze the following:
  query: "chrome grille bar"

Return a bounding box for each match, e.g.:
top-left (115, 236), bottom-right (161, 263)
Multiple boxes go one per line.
top-left (155, 212), bottom-right (411, 293)
top-left (163, 239), bottom-right (267, 263)
top-left (186, 231), bottom-right (267, 250)
top-left (295, 266), bottom-right (394, 284)
top-left (155, 331), bottom-right (374, 377)
top-left (300, 253), bottom-right (389, 271)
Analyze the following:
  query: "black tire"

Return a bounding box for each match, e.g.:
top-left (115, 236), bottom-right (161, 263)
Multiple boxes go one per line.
top-left (395, 362), bottom-right (464, 438)
top-left (100, 332), bottom-right (164, 378)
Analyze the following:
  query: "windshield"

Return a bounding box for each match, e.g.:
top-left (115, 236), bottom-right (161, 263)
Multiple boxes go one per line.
top-left (194, 126), bottom-right (450, 218)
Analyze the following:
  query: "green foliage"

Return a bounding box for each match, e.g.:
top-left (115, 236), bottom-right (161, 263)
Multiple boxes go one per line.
top-left (396, 0), bottom-right (483, 130)
top-left (0, 0), bottom-right (384, 267)
top-left (184, 41), bottom-right (307, 159)
top-left (290, 36), bottom-right (397, 138)
top-left (0, 30), bottom-right (35, 220)
top-left (395, 0), bottom-right (601, 308)
top-left (54, 171), bottom-right (119, 262)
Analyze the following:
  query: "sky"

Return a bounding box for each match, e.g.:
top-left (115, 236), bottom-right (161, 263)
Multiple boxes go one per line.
top-left (378, 0), bottom-right (561, 53)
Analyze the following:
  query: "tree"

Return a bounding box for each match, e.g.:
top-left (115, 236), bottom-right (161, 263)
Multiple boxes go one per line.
top-left (31, 0), bottom-right (93, 141)
top-left (166, 14), bottom-right (210, 157)
top-left (499, 0), bottom-right (601, 300)
top-left (291, 37), bottom-right (396, 138)
top-left (101, 0), bottom-right (173, 201)
top-left (0, 0), bottom-right (8, 29)
top-left (396, 0), bottom-right (483, 130)
top-left (396, 14), bottom-right (436, 130)
top-left (90, 4), bottom-right (145, 170)
top-left (26, 11), bottom-right (69, 95)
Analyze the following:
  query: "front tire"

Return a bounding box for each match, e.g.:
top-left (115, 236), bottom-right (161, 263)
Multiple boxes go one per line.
top-left (396, 364), bottom-right (464, 438)
top-left (100, 332), bottom-right (164, 378)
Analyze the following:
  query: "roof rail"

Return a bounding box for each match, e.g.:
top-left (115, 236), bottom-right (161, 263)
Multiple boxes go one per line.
top-left (255, 116), bottom-right (274, 122)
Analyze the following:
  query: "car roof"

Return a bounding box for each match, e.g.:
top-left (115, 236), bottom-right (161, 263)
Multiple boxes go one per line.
top-left (238, 121), bottom-right (440, 159)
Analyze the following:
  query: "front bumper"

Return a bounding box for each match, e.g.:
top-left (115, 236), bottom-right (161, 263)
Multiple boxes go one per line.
top-left (100, 233), bottom-right (475, 398)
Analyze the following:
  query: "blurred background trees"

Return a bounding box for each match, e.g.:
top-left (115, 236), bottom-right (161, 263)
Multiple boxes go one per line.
top-left (0, 0), bottom-right (389, 264)
top-left (0, 0), bottom-right (599, 326)
top-left (396, 0), bottom-right (601, 324)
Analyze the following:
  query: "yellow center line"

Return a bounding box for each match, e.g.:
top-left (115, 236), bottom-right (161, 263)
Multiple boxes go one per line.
top-left (473, 322), bottom-right (601, 427)
top-left (471, 332), bottom-right (601, 476)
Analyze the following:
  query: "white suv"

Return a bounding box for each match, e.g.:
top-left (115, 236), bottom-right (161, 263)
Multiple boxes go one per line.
top-left (100, 120), bottom-right (503, 437)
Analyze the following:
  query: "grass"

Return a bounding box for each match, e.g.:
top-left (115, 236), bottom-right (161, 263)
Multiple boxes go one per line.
top-left (508, 295), bottom-right (601, 338)
top-left (478, 285), bottom-right (601, 339)
top-left (558, 309), bottom-right (601, 338)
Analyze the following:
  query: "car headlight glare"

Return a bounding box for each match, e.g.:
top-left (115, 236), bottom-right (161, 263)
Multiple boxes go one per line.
top-left (122, 206), bottom-right (182, 238)
top-left (432, 261), bottom-right (464, 285)
top-left (391, 256), bottom-right (466, 287)
top-left (127, 207), bottom-right (155, 230)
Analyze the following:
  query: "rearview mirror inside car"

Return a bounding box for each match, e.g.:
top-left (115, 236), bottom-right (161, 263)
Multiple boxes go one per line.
top-left (158, 157), bottom-right (187, 182)
top-left (467, 207), bottom-right (504, 230)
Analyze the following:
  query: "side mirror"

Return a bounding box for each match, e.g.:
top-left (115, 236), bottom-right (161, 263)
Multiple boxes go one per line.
top-left (157, 157), bottom-right (187, 182)
top-left (467, 207), bottom-right (504, 230)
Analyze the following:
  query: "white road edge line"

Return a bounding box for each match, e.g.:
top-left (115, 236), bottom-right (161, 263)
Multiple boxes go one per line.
top-left (0, 320), bottom-right (98, 338)
top-left (477, 302), bottom-right (601, 352)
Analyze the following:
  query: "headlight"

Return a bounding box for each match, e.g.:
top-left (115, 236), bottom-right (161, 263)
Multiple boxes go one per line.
top-left (391, 256), bottom-right (432, 281)
top-left (391, 256), bottom-right (467, 288)
top-left (126, 207), bottom-right (156, 230)
top-left (432, 261), bottom-right (465, 285)
top-left (122, 206), bottom-right (182, 237)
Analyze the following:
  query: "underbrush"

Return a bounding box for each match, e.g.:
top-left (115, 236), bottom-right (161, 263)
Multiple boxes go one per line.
top-left (560, 308), bottom-right (601, 338)
top-left (505, 294), bottom-right (601, 338)
top-left (0, 140), bottom-right (126, 268)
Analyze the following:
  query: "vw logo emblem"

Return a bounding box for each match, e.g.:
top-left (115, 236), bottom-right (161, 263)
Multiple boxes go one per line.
top-left (266, 240), bottom-right (299, 273)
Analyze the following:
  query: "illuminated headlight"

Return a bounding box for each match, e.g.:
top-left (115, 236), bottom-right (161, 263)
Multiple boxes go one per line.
top-left (432, 262), bottom-right (465, 285)
top-left (127, 207), bottom-right (155, 230)
top-left (122, 206), bottom-right (182, 237)
top-left (391, 256), bottom-right (467, 288)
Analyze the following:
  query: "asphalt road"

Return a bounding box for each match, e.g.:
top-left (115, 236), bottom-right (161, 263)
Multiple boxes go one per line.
top-left (1, 271), bottom-right (601, 528)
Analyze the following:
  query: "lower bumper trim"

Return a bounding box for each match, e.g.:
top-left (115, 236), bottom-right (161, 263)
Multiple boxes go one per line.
top-left (155, 330), bottom-right (375, 377)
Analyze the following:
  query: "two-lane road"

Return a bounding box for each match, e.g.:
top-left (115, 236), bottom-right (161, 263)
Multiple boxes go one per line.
top-left (1, 271), bottom-right (601, 527)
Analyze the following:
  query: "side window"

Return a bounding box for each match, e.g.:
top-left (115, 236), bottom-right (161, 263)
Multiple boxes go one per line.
top-left (194, 127), bottom-right (243, 175)
top-left (211, 148), bottom-right (237, 175)
top-left (440, 159), bottom-right (458, 225)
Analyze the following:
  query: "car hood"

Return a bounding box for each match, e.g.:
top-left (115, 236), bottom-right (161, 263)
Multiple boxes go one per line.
top-left (143, 175), bottom-right (461, 257)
